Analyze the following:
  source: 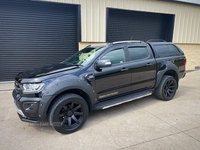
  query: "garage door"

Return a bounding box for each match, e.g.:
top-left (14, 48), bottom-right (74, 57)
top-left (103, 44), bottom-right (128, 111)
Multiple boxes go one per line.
top-left (106, 8), bottom-right (174, 42)
top-left (0, 1), bottom-right (80, 81)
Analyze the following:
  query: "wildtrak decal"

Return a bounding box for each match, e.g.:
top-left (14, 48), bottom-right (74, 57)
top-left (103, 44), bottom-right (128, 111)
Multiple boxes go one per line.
top-left (99, 91), bottom-right (119, 99)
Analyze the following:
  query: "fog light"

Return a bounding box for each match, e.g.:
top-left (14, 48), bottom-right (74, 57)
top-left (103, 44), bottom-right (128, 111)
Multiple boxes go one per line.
top-left (23, 102), bottom-right (38, 113)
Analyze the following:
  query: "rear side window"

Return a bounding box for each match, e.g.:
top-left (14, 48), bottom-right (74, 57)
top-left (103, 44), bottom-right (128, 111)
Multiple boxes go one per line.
top-left (167, 45), bottom-right (181, 55)
top-left (154, 44), bottom-right (181, 57)
top-left (128, 47), bottom-right (149, 61)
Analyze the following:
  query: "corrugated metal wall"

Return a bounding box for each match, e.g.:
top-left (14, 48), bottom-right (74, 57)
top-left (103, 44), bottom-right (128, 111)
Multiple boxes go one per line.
top-left (43, 0), bottom-right (200, 43)
top-left (0, 1), bottom-right (80, 81)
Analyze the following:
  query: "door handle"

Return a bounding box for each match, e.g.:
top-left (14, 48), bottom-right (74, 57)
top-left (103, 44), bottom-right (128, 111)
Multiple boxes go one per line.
top-left (121, 68), bottom-right (129, 71)
top-left (146, 63), bottom-right (152, 66)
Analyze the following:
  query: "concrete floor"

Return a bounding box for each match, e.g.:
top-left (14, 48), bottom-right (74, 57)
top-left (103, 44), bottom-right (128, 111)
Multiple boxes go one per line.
top-left (0, 70), bottom-right (200, 150)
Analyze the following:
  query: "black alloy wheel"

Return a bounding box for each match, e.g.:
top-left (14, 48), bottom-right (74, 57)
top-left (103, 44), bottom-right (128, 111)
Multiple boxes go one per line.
top-left (163, 79), bottom-right (176, 99)
top-left (49, 94), bottom-right (88, 134)
top-left (155, 75), bottom-right (177, 101)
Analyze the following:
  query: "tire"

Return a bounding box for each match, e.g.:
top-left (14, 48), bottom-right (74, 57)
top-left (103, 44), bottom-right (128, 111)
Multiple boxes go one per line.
top-left (49, 93), bottom-right (88, 134)
top-left (155, 75), bottom-right (177, 101)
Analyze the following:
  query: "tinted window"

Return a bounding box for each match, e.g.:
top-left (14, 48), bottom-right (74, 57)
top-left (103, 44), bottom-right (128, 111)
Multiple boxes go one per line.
top-left (101, 48), bottom-right (125, 65)
top-left (154, 44), bottom-right (181, 57)
top-left (154, 45), bottom-right (169, 57)
top-left (128, 47), bottom-right (149, 61)
top-left (167, 45), bottom-right (180, 55)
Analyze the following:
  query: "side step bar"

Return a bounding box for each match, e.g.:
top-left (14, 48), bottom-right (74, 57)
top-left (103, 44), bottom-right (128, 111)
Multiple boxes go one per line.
top-left (93, 90), bottom-right (152, 110)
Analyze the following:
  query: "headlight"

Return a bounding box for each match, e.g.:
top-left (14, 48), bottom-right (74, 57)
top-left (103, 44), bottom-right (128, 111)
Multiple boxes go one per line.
top-left (22, 83), bottom-right (45, 94)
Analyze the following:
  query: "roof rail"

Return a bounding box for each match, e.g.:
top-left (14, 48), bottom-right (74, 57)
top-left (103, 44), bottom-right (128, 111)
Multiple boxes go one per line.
top-left (146, 39), bottom-right (166, 42)
top-left (112, 40), bottom-right (141, 45)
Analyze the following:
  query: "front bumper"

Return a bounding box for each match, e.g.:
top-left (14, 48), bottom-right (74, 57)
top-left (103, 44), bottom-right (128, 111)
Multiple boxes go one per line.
top-left (15, 105), bottom-right (39, 123)
top-left (12, 89), bottom-right (51, 123)
top-left (15, 104), bottom-right (26, 118)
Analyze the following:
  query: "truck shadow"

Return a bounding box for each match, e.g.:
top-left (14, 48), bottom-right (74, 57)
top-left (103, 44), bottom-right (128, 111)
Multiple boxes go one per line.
top-left (32, 85), bottom-right (190, 134)
top-left (85, 85), bottom-right (191, 129)
top-left (174, 85), bottom-right (192, 98)
top-left (32, 96), bottom-right (157, 134)
top-left (85, 95), bottom-right (159, 127)
top-left (31, 120), bottom-right (55, 134)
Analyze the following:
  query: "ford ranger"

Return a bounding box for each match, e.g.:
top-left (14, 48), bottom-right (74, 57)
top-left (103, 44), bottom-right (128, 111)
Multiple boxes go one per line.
top-left (12, 40), bottom-right (186, 134)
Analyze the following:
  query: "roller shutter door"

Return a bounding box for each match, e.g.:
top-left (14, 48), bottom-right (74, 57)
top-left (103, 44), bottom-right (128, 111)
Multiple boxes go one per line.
top-left (107, 8), bottom-right (174, 42)
top-left (0, 1), bottom-right (80, 81)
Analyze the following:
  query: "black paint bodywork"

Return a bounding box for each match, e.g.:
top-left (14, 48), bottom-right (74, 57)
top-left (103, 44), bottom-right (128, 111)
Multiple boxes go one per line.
top-left (12, 41), bottom-right (186, 123)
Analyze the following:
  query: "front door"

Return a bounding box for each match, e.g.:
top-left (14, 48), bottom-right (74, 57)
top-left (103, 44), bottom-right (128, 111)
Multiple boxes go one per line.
top-left (94, 47), bottom-right (132, 100)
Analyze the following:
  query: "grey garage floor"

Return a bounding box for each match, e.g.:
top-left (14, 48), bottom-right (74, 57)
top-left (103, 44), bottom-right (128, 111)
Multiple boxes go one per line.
top-left (0, 70), bottom-right (200, 150)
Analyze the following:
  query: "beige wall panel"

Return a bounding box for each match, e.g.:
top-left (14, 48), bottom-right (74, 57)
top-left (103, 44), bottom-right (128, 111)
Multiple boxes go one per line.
top-left (78, 42), bottom-right (106, 50)
top-left (72, 0), bottom-right (80, 4)
top-left (79, 42), bottom-right (92, 50)
top-left (41, 0), bottom-right (200, 43)
top-left (176, 44), bottom-right (200, 70)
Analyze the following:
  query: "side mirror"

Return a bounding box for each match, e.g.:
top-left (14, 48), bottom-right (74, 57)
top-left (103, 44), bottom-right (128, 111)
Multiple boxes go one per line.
top-left (96, 59), bottom-right (112, 69)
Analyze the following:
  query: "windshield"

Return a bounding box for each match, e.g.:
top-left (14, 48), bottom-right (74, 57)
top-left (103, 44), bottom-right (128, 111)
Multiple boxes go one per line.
top-left (62, 46), bottom-right (105, 66)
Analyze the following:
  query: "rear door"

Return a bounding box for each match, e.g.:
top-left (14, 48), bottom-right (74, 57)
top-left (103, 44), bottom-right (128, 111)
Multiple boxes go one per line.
top-left (94, 46), bottom-right (132, 100)
top-left (127, 45), bottom-right (156, 91)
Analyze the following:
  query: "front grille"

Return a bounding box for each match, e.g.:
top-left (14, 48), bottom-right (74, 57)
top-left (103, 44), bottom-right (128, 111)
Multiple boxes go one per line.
top-left (13, 87), bottom-right (21, 101)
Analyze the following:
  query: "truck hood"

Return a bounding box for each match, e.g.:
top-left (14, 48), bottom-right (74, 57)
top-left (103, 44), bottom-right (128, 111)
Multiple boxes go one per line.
top-left (15, 63), bottom-right (80, 82)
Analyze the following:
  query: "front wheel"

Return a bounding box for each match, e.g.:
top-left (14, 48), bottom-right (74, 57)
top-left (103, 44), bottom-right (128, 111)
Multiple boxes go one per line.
top-left (155, 75), bottom-right (177, 101)
top-left (49, 93), bottom-right (88, 134)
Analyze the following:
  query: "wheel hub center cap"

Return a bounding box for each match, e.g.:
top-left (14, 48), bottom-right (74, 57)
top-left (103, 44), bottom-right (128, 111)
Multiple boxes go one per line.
top-left (67, 110), bottom-right (73, 116)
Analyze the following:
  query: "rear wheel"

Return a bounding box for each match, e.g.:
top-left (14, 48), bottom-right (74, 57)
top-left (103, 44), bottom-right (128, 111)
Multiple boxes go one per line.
top-left (155, 75), bottom-right (177, 101)
top-left (49, 93), bottom-right (88, 134)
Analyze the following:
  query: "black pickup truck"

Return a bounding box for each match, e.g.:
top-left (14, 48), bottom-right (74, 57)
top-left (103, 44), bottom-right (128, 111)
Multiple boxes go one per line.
top-left (13, 40), bottom-right (186, 134)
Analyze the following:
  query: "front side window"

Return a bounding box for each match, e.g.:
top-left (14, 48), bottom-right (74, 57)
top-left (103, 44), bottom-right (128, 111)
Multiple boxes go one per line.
top-left (128, 47), bottom-right (149, 61)
top-left (62, 46), bottom-right (105, 66)
top-left (101, 48), bottom-right (125, 65)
